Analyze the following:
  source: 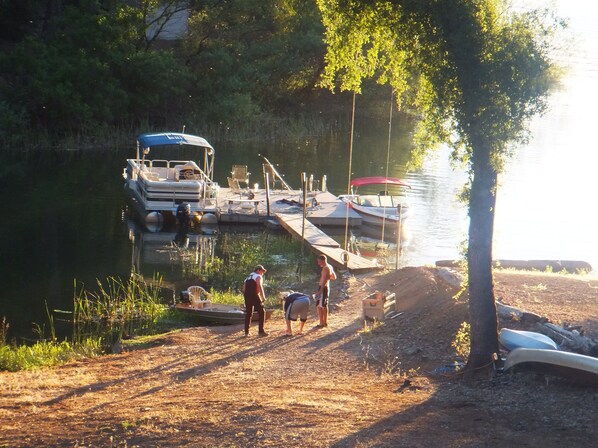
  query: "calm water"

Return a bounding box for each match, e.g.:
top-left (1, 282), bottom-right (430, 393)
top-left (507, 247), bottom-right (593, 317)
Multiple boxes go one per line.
top-left (1, 0), bottom-right (596, 341)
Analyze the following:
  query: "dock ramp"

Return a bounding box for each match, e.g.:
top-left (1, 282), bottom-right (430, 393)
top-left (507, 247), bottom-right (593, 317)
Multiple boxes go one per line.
top-left (275, 213), bottom-right (382, 273)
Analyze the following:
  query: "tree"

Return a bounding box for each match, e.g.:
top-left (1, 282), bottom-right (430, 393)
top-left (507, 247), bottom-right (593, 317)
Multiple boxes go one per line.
top-left (317, 0), bottom-right (562, 371)
top-left (182, 0), bottom-right (326, 122)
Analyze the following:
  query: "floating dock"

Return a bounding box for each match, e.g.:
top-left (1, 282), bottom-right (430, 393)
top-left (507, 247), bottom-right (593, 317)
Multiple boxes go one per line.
top-left (216, 188), bottom-right (381, 272)
top-left (217, 188), bottom-right (362, 227)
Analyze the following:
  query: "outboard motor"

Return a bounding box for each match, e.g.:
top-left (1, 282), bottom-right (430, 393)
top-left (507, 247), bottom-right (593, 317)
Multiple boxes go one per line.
top-left (176, 203), bottom-right (192, 233)
top-left (179, 290), bottom-right (191, 304)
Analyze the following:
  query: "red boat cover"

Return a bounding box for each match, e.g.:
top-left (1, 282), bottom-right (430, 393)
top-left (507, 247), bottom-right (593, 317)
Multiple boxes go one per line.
top-left (350, 177), bottom-right (411, 188)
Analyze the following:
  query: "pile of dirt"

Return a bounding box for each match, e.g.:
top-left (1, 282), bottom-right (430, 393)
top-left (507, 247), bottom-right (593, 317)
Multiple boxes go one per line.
top-left (2, 266), bottom-right (598, 447)
top-left (348, 266), bottom-right (469, 372)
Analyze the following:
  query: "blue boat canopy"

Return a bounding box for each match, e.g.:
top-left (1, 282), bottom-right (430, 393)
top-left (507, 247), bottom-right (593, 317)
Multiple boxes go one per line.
top-left (138, 132), bottom-right (213, 150)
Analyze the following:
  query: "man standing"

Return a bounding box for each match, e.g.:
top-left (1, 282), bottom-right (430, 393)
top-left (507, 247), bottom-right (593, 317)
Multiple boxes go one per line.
top-left (243, 265), bottom-right (268, 337)
top-left (283, 291), bottom-right (311, 336)
top-left (315, 255), bottom-right (336, 327)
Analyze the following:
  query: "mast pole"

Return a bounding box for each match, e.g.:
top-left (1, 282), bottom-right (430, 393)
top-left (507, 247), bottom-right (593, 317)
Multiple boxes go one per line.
top-left (381, 89), bottom-right (393, 243)
top-left (344, 92), bottom-right (356, 251)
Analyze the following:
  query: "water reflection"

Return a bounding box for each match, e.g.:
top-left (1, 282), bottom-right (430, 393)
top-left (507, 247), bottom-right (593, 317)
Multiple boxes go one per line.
top-left (126, 217), bottom-right (217, 283)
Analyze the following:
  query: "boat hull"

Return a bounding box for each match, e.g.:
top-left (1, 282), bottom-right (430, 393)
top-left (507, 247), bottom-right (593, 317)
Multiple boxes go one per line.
top-left (499, 328), bottom-right (559, 351)
top-left (350, 202), bottom-right (403, 226)
top-left (175, 303), bottom-right (273, 325)
top-left (504, 348), bottom-right (598, 384)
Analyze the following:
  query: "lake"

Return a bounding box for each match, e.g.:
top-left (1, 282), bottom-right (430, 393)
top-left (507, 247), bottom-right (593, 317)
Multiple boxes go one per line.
top-left (1, 0), bottom-right (595, 341)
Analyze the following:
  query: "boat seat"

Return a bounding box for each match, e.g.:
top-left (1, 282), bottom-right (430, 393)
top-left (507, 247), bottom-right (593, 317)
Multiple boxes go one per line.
top-left (231, 164), bottom-right (250, 189)
top-left (192, 299), bottom-right (212, 309)
top-left (142, 171), bottom-right (160, 181)
top-left (360, 196), bottom-right (377, 207)
top-left (175, 162), bottom-right (203, 181)
top-left (228, 177), bottom-right (242, 195)
top-left (188, 285), bottom-right (209, 306)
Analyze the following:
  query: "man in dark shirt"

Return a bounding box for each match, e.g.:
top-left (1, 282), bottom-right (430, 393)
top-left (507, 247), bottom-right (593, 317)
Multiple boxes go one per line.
top-left (243, 265), bottom-right (268, 337)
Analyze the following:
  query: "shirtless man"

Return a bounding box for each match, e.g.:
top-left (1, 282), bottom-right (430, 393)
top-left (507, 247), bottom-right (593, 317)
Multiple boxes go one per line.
top-left (314, 254), bottom-right (336, 327)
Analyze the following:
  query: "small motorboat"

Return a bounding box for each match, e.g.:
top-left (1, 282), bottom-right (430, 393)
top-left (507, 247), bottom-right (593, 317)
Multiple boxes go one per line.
top-left (339, 177), bottom-right (411, 228)
top-left (499, 328), bottom-right (559, 351)
top-left (175, 302), bottom-right (273, 325)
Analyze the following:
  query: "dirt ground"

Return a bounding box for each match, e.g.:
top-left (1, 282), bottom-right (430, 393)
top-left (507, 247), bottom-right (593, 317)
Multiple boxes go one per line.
top-left (2, 266), bottom-right (598, 447)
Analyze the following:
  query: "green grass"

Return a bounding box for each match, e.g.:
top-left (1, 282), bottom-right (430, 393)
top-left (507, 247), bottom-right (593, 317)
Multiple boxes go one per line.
top-left (0, 336), bottom-right (103, 372)
top-left (207, 288), bottom-right (281, 310)
top-left (74, 272), bottom-right (168, 324)
top-left (1, 315), bottom-right (104, 372)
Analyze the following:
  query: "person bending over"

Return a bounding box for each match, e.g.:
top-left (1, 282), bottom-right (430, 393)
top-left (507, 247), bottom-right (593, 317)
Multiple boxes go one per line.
top-left (283, 291), bottom-right (310, 336)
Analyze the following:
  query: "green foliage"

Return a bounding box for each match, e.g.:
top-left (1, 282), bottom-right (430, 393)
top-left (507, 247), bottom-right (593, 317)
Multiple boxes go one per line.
top-left (1, 313), bottom-right (103, 372)
top-left (199, 232), bottom-right (311, 293)
top-left (0, 337), bottom-right (103, 372)
top-left (452, 321), bottom-right (471, 360)
top-left (74, 272), bottom-right (167, 324)
top-left (317, 0), bottom-right (562, 171)
top-left (183, 0), bottom-right (326, 122)
top-left (0, 0), bottom-right (332, 143)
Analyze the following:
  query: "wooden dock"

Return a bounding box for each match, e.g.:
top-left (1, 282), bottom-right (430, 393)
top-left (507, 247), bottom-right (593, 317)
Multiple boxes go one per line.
top-left (217, 189), bottom-right (362, 227)
top-left (275, 213), bottom-right (382, 273)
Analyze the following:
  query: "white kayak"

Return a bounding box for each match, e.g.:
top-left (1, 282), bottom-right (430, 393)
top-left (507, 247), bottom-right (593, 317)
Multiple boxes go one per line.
top-left (499, 328), bottom-right (558, 351)
top-left (504, 348), bottom-right (598, 384)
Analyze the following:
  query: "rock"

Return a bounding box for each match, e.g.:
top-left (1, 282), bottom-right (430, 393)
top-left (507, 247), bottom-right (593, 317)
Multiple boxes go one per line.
top-left (436, 268), bottom-right (464, 288)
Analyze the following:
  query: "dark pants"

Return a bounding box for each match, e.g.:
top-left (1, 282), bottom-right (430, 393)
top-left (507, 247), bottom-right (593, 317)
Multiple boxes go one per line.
top-left (244, 296), bottom-right (265, 334)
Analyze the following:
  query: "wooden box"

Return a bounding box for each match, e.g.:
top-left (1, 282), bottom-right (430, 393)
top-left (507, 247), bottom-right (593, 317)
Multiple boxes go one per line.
top-left (362, 291), bottom-right (396, 320)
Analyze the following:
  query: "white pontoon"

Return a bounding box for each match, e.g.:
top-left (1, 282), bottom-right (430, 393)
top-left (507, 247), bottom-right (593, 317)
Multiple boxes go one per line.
top-left (123, 132), bottom-right (219, 229)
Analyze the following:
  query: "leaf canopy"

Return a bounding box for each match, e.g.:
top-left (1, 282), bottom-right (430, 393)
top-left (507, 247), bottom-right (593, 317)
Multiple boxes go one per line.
top-left (317, 0), bottom-right (562, 171)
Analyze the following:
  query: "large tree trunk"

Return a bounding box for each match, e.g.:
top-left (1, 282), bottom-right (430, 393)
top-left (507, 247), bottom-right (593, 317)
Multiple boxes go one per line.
top-left (466, 145), bottom-right (499, 372)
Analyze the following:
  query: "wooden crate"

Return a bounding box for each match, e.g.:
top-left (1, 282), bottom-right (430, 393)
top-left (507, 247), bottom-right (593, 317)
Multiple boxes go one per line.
top-left (362, 292), bottom-right (396, 320)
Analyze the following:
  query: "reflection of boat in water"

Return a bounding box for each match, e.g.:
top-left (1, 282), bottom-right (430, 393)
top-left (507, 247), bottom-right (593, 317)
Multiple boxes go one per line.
top-left (123, 132), bottom-right (220, 230)
top-left (340, 177), bottom-right (411, 228)
top-left (175, 302), bottom-right (273, 325)
top-left (126, 218), bottom-right (217, 275)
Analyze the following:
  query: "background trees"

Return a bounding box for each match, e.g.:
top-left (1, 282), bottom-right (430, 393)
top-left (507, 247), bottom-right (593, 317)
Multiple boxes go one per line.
top-left (316, 0), bottom-right (561, 371)
top-left (0, 0), bottom-right (331, 144)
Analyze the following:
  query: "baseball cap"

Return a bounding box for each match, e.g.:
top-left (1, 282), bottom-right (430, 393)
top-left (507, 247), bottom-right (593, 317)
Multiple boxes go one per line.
top-left (254, 264), bottom-right (267, 272)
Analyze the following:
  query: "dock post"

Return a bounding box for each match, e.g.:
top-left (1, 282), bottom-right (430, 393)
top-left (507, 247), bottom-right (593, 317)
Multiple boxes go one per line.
top-left (301, 172), bottom-right (307, 243)
top-left (265, 173), bottom-right (271, 217)
top-left (299, 172), bottom-right (307, 280)
top-left (395, 203), bottom-right (402, 270)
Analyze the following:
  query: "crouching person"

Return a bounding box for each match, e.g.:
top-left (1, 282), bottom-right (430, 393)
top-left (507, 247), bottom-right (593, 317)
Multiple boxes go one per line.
top-left (283, 291), bottom-right (310, 336)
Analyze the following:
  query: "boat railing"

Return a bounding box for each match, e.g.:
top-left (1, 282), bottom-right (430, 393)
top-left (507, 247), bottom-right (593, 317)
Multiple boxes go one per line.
top-left (135, 159), bottom-right (213, 184)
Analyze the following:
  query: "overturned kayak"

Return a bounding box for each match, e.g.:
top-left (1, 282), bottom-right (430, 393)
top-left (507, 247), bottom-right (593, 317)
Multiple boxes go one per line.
top-left (499, 328), bottom-right (558, 351)
top-left (504, 348), bottom-right (598, 385)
